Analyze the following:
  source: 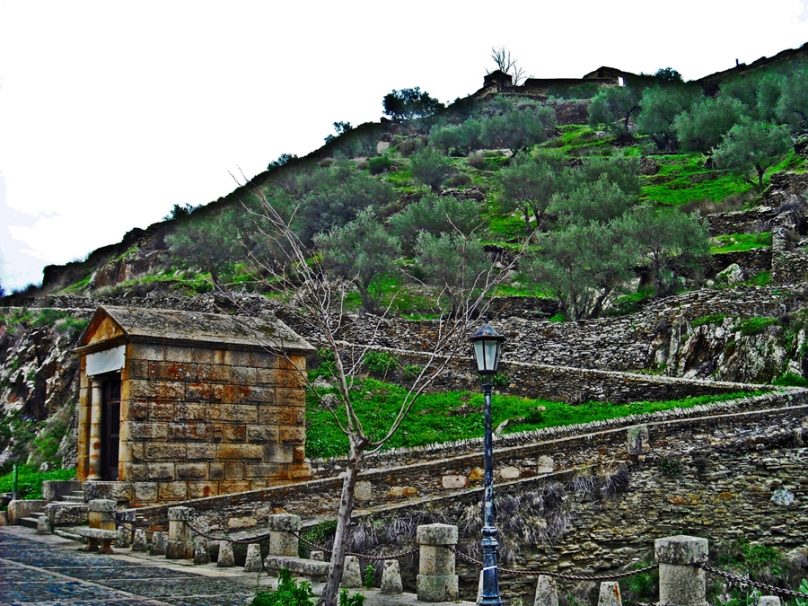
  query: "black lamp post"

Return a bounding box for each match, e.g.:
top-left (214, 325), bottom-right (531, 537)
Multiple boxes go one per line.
top-left (470, 322), bottom-right (506, 606)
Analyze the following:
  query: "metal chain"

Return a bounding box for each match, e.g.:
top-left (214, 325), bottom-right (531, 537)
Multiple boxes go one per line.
top-left (451, 547), bottom-right (656, 581)
top-left (184, 519), bottom-right (272, 545)
top-left (293, 531), bottom-right (419, 562)
top-left (115, 517), bottom-right (168, 530)
top-left (699, 562), bottom-right (808, 598)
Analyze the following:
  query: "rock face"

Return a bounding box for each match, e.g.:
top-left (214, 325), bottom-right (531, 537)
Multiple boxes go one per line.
top-left (652, 316), bottom-right (796, 383)
top-left (0, 317), bottom-right (85, 469)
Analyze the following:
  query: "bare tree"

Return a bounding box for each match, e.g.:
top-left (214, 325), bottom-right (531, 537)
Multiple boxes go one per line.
top-left (489, 46), bottom-right (528, 85)
top-left (237, 185), bottom-right (528, 606)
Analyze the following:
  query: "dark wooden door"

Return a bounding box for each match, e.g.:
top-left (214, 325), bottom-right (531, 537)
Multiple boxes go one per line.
top-left (101, 376), bottom-right (121, 481)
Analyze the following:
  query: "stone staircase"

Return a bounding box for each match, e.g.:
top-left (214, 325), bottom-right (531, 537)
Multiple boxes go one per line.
top-left (9, 482), bottom-right (88, 530)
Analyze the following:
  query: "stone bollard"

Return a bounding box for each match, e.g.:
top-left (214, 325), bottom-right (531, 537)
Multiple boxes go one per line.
top-left (416, 523), bottom-right (459, 602)
top-left (598, 582), bottom-right (622, 606)
top-left (36, 515), bottom-right (51, 535)
top-left (757, 598), bottom-right (781, 606)
top-left (193, 537), bottom-right (210, 565)
top-left (655, 535), bottom-right (708, 606)
top-left (116, 525), bottom-right (130, 548)
top-left (88, 499), bottom-right (116, 531)
top-left (310, 550), bottom-right (325, 561)
top-left (268, 514), bottom-right (301, 557)
top-left (131, 528), bottom-right (148, 552)
top-left (244, 543), bottom-right (263, 572)
top-left (217, 541), bottom-right (235, 567)
top-left (166, 506), bottom-right (195, 560)
top-left (380, 559), bottom-right (403, 594)
top-left (342, 555), bottom-right (362, 588)
top-left (534, 575), bottom-right (559, 606)
top-left (150, 531), bottom-right (167, 556)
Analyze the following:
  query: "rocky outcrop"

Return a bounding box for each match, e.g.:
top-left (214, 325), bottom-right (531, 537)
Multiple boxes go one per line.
top-left (0, 314), bottom-right (87, 469)
top-left (651, 315), bottom-right (803, 383)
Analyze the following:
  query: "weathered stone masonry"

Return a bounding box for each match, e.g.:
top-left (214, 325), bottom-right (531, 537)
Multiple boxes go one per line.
top-left (75, 306), bottom-right (313, 506)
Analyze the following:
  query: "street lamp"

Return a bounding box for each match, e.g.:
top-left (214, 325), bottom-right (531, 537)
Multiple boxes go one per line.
top-left (470, 322), bottom-right (506, 606)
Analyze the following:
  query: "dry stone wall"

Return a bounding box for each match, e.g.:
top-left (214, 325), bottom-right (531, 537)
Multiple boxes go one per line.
top-left (285, 286), bottom-right (807, 371)
top-left (334, 406), bottom-right (808, 602)
top-left (709, 249), bottom-right (771, 277)
top-left (125, 391), bottom-right (807, 532)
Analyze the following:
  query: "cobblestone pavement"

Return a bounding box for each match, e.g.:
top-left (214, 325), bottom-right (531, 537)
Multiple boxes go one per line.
top-left (0, 527), bottom-right (256, 606)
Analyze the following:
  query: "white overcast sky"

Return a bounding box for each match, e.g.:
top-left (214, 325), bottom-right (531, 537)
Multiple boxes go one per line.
top-left (1, 0), bottom-right (807, 291)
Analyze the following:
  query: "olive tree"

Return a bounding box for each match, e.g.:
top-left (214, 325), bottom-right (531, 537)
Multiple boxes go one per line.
top-left (410, 147), bottom-right (455, 192)
top-left (588, 86), bottom-right (641, 138)
top-left (712, 121), bottom-right (792, 188)
top-left (673, 96), bottom-right (747, 153)
top-left (616, 207), bottom-right (710, 296)
top-left (499, 153), bottom-right (568, 233)
top-left (775, 66), bottom-right (808, 127)
top-left (549, 176), bottom-right (634, 226)
top-left (382, 87), bottom-right (443, 121)
top-left (314, 208), bottom-right (401, 311)
top-left (389, 194), bottom-right (482, 252)
top-left (166, 209), bottom-right (244, 287)
top-left (636, 85), bottom-right (700, 150)
top-left (525, 221), bottom-right (635, 320)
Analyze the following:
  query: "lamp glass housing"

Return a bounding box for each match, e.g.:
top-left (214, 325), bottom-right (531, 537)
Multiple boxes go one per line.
top-left (470, 324), bottom-right (505, 374)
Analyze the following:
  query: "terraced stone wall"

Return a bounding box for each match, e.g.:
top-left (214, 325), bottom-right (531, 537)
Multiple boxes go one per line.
top-left (125, 392), bottom-right (807, 537)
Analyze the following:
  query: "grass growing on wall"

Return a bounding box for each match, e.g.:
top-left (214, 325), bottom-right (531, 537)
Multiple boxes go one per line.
top-left (641, 153), bottom-right (753, 207)
top-left (304, 378), bottom-right (764, 459)
top-left (710, 232), bottom-right (772, 254)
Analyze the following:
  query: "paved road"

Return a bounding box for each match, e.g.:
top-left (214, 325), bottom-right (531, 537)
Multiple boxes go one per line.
top-left (0, 527), bottom-right (256, 606)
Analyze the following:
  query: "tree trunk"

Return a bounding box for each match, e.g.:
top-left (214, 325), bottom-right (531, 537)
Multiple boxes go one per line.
top-left (318, 446), bottom-right (362, 606)
top-left (756, 165), bottom-right (765, 189)
top-left (532, 208), bottom-right (544, 233)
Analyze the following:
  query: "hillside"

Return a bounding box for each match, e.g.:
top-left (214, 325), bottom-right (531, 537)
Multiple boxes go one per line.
top-left (2, 42), bottom-right (808, 474)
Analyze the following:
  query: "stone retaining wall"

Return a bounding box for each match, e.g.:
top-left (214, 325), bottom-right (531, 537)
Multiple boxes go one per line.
top-left (710, 248), bottom-right (771, 277)
top-left (378, 346), bottom-right (764, 403)
top-left (282, 286), bottom-right (807, 372)
top-left (351, 411), bottom-right (808, 602)
top-left (124, 391), bottom-right (807, 533)
top-left (705, 207), bottom-right (776, 236)
top-left (17, 285), bottom-right (808, 374)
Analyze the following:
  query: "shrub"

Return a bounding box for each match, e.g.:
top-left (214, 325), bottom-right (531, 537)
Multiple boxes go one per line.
top-left (367, 156), bottom-right (393, 175)
top-left (252, 568), bottom-right (314, 606)
top-left (410, 147), bottom-right (455, 192)
top-left (363, 351), bottom-right (399, 377)
top-left (403, 364), bottom-right (422, 378)
top-left (339, 589), bottom-right (366, 606)
top-left (656, 456), bottom-right (682, 478)
top-left (738, 316), bottom-right (779, 336)
top-left (771, 372), bottom-right (808, 387)
top-left (363, 564), bottom-right (375, 588)
top-left (492, 372), bottom-right (509, 389)
top-left (466, 150), bottom-right (487, 169)
top-left (314, 348), bottom-right (337, 377)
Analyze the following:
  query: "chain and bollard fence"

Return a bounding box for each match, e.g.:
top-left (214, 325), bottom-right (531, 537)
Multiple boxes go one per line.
top-left (104, 506), bottom-right (808, 605)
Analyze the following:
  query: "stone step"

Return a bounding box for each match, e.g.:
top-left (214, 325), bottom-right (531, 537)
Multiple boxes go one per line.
top-left (62, 495), bottom-right (85, 503)
top-left (54, 527), bottom-right (85, 543)
top-left (18, 516), bottom-right (41, 529)
top-left (45, 502), bottom-right (88, 527)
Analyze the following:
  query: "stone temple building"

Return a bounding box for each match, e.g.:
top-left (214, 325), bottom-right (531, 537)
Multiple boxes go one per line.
top-left (73, 306), bottom-right (314, 506)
